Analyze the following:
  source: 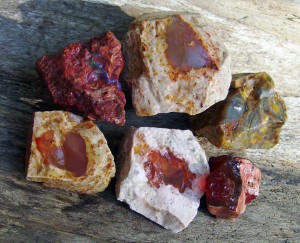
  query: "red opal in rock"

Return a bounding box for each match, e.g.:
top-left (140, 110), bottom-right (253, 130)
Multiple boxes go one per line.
top-left (115, 127), bottom-right (209, 233)
top-left (206, 155), bottom-right (261, 219)
top-left (27, 111), bottom-right (116, 194)
top-left (36, 130), bottom-right (88, 177)
top-left (35, 131), bottom-right (65, 170)
top-left (63, 132), bottom-right (88, 177)
top-left (36, 32), bottom-right (126, 125)
top-left (144, 148), bottom-right (196, 193)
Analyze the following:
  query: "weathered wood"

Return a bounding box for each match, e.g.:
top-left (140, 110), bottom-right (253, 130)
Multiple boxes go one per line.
top-left (0, 0), bottom-right (299, 242)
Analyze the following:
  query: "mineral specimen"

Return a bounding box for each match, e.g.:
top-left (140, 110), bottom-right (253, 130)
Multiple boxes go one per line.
top-left (123, 12), bottom-right (231, 116)
top-left (191, 72), bottom-right (287, 149)
top-left (206, 155), bottom-right (261, 219)
top-left (36, 32), bottom-right (126, 125)
top-left (115, 127), bottom-right (209, 233)
top-left (26, 111), bottom-right (115, 194)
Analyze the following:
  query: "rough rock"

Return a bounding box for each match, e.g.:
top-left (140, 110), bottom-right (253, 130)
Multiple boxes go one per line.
top-left (206, 155), bottom-right (261, 219)
top-left (36, 32), bottom-right (126, 125)
top-left (123, 12), bottom-right (231, 116)
top-left (191, 72), bottom-right (287, 149)
top-left (115, 127), bottom-right (209, 233)
top-left (26, 111), bottom-right (115, 194)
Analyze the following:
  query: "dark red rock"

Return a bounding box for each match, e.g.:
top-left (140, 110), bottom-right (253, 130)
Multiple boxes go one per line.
top-left (205, 155), bottom-right (261, 219)
top-left (36, 32), bottom-right (126, 125)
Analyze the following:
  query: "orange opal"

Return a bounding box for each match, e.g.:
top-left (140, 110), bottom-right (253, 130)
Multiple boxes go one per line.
top-left (36, 131), bottom-right (88, 177)
top-left (144, 148), bottom-right (195, 193)
top-left (35, 131), bottom-right (65, 170)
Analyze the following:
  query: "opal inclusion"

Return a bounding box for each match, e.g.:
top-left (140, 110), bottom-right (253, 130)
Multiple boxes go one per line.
top-left (35, 131), bottom-right (65, 170)
top-left (123, 13), bottom-right (231, 116)
top-left (144, 148), bottom-right (196, 193)
top-left (63, 132), bottom-right (88, 177)
top-left (166, 16), bottom-right (217, 72)
top-left (36, 131), bottom-right (88, 177)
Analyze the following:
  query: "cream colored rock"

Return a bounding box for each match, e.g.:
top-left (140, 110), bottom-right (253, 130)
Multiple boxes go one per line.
top-left (26, 111), bottom-right (115, 194)
top-left (123, 12), bottom-right (231, 116)
top-left (115, 127), bottom-right (209, 233)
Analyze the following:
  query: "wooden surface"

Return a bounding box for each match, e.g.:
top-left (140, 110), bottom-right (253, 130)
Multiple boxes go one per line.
top-left (1, 0), bottom-right (300, 242)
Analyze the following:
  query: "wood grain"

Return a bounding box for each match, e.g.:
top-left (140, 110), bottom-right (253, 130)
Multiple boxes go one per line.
top-left (0, 0), bottom-right (299, 242)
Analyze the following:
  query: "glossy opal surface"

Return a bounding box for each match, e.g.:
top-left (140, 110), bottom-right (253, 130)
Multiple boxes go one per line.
top-left (206, 155), bottom-right (261, 219)
top-left (191, 72), bottom-right (287, 149)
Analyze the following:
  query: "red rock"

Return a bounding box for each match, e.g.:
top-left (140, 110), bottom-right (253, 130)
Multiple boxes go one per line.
top-left (36, 32), bottom-right (126, 125)
top-left (205, 155), bottom-right (261, 219)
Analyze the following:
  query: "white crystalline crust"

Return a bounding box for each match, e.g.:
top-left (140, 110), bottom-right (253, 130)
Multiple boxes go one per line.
top-left (116, 127), bottom-right (209, 233)
top-left (26, 111), bottom-right (115, 194)
top-left (124, 13), bottom-right (231, 116)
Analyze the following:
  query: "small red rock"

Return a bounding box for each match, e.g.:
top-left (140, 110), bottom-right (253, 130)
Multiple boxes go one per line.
top-left (205, 155), bottom-right (261, 219)
top-left (36, 32), bottom-right (126, 125)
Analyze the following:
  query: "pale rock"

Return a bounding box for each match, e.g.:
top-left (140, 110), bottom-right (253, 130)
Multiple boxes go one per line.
top-left (26, 111), bottom-right (115, 194)
top-left (115, 127), bottom-right (209, 233)
top-left (123, 12), bottom-right (231, 116)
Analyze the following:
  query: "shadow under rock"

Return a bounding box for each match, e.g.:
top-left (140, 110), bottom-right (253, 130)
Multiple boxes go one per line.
top-left (198, 194), bottom-right (214, 218)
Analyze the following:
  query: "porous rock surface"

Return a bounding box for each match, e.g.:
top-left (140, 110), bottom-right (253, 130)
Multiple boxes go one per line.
top-left (116, 127), bottom-right (209, 233)
top-left (123, 12), bottom-right (231, 116)
top-left (36, 32), bottom-right (126, 125)
top-left (26, 111), bottom-right (115, 194)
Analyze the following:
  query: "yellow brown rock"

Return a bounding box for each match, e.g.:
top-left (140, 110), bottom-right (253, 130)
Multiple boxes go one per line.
top-left (191, 72), bottom-right (287, 149)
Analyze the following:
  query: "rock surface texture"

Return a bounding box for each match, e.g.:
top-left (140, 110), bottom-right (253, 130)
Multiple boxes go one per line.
top-left (191, 72), bottom-right (287, 149)
top-left (26, 111), bottom-right (115, 194)
top-left (1, 0), bottom-right (300, 242)
top-left (116, 127), bottom-right (209, 233)
top-left (206, 155), bottom-right (261, 219)
top-left (36, 32), bottom-right (126, 125)
top-left (123, 12), bottom-right (231, 116)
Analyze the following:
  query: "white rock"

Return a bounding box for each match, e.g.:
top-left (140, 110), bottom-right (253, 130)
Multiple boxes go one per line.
top-left (115, 127), bottom-right (209, 233)
top-left (123, 12), bottom-right (231, 116)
